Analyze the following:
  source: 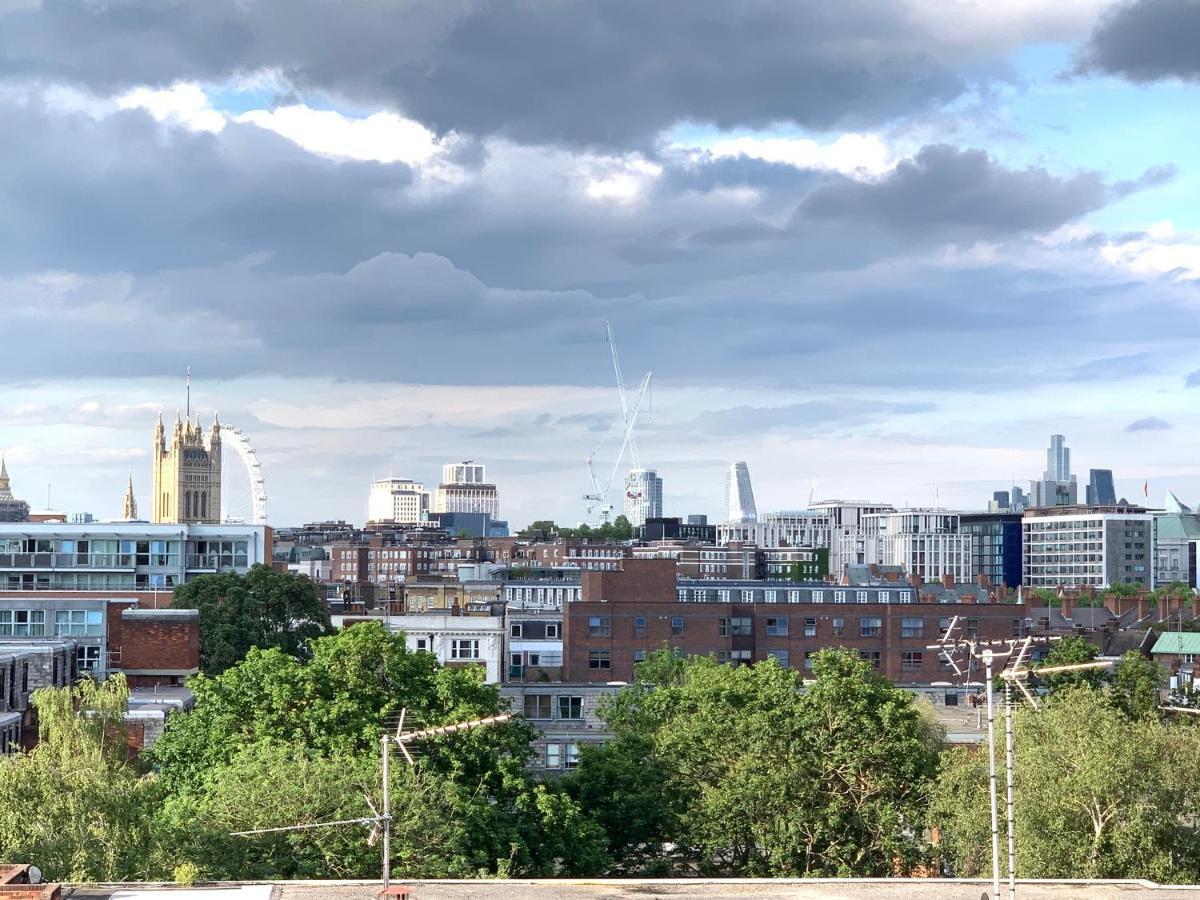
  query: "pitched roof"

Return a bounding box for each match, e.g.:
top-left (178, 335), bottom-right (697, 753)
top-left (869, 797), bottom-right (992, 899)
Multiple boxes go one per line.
top-left (1150, 631), bottom-right (1200, 656)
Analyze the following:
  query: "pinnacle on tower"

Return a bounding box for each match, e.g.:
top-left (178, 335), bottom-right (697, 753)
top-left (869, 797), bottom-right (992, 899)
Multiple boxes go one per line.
top-left (123, 473), bottom-right (138, 520)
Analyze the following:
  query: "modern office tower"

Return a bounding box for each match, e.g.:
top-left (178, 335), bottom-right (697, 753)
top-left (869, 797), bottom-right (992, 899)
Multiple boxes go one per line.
top-left (1011, 486), bottom-right (1029, 510)
top-left (960, 512), bottom-right (1023, 587)
top-left (1023, 504), bottom-right (1154, 589)
top-left (855, 510), bottom-right (973, 582)
top-left (993, 490), bottom-right (1011, 509)
top-left (152, 412), bottom-right (222, 524)
top-left (623, 468), bottom-right (663, 527)
top-left (724, 462), bottom-right (757, 524)
top-left (0, 458), bottom-right (30, 523)
top-left (367, 478), bottom-right (429, 525)
top-left (1087, 469), bottom-right (1116, 506)
top-left (1030, 434), bottom-right (1078, 507)
top-left (434, 461), bottom-right (499, 516)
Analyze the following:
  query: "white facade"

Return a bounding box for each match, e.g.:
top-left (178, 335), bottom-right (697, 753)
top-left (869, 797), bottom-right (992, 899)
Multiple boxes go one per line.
top-left (367, 478), bottom-right (428, 525)
top-left (332, 613), bottom-right (504, 683)
top-left (724, 462), bottom-right (757, 524)
top-left (856, 510), bottom-right (973, 582)
top-left (442, 462), bottom-right (486, 485)
top-left (716, 510), bottom-right (831, 549)
top-left (810, 500), bottom-right (896, 577)
top-left (623, 468), bottom-right (663, 527)
top-left (1023, 508), bottom-right (1155, 589)
top-left (433, 462), bottom-right (500, 516)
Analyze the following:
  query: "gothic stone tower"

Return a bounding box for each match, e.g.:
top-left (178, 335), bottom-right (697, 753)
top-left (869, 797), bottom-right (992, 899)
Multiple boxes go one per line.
top-left (152, 412), bottom-right (222, 524)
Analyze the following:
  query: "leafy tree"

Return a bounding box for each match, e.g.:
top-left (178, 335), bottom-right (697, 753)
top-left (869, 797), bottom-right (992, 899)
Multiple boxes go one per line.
top-left (1111, 650), bottom-right (1164, 719)
top-left (582, 649), bottom-right (939, 876)
top-left (172, 564), bottom-right (331, 674)
top-left (0, 676), bottom-right (165, 882)
top-left (930, 686), bottom-right (1200, 882)
top-left (1034, 634), bottom-right (1104, 691)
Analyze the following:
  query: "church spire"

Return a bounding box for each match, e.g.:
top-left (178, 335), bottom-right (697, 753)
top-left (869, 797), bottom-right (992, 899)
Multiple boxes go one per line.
top-left (123, 474), bottom-right (138, 520)
top-left (0, 456), bottom-right (10, 497)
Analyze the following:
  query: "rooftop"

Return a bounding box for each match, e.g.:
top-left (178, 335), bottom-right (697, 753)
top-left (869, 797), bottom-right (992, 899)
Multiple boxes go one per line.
top-left (1151, 632), bottom-right (1200, 656)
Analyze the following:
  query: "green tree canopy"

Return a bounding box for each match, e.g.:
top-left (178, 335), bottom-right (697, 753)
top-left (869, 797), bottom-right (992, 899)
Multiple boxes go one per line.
top-left (577, 648), bottom-right (940, 876)
top-left (172, 563), bottom-right (331, 674)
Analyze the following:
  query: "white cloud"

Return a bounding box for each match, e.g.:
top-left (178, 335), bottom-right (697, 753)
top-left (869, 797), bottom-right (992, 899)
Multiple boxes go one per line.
top-left (1097, 221), bottom-right (1200, 281)
top-left (583, 156), bottom-right (664, 202)
top-left (686, 132), bottom-right (896, 179)
top-left (236, 105), bottom-right (452, 166)
top-left (116, 83), bottom-right (226, 133)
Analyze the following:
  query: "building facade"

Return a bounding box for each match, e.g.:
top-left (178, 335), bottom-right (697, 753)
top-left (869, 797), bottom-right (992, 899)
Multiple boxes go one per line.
top-left (433, 461), bottom-right (500, 517)
top-left (367, 478), bottom-right (429, 525)
top-left (0, 459), bottom-right (29, 523)
top-left (960, 512), bottom-right (1023, 588)
top-left (1029, 434), bottom-right (1078, 509)
top-left (623, 468), bottom-right (663, 527)
top-left (855, 511), bottom-right (973, 582)
top-left (724, 462), bottom-right (757, 524)
top-left (1022, 504), bottom-right (1155, 589)
top-left (1087, 469), bottom-right (1117, 506)
top-left (152, 413), bottom-right (222, 524)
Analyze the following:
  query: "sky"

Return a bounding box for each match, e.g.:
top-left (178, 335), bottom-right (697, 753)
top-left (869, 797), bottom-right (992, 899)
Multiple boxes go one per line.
top-left (2, 0), bottom-right (1200, 527)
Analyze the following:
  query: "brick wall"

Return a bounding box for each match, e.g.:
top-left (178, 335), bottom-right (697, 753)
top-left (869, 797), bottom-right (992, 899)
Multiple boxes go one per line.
top-left (118, 611), bottom-right (199, 675)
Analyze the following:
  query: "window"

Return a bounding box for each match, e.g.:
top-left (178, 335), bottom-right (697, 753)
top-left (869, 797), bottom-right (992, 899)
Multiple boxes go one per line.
top-left (764, 590), bottom-right (777, 603)
top-left (587, 616), bottom-right (611, 637)
top-left (633, 616), bottom-right (647, 637)
top-left (902, 651), bottom-right (923, 672)
top-left (718, 650), bottom-right (752, 665)
top-left (732, 616), bottom-right (752, 636)
top-left (510, 623), bottom-right (523, 637)
top-left (939, 650), bottom-right (954, 670)
top-left (450, 639), bottom-right (480, 660)
top-left (588, 650), bottom-right (611, 670)
top-left (670, 616), bottom-right (684, 636)
top-left (860, 617), bottom-right (882, 638)
top-left (856, 590), bottom-right (869, 603)
top-left (545, 743), bottom-right (562, 768)
top-left (558, 696), bottom-right (583, 719)
top-left (546, 623), bottom-right (560, 639)
top-left (55, 610), bottom-right (101, 637)
top-left (633, 649), bottom-right (646, 663)
top-left (860, 650), bottom-right (882, 668)
top-left (832, 617), bottom-right (845, 637)
top-left (523, 694), bottom-right (552, 719)
top-left (766, 617), bottom-right (789, 637)
top-left (414, 637), bottom-right (429, 652)
top-left (0, 610), bottom-right (45, 637)
top-left (879, 591), bottom-right (890, 603)
top-left (811, 590), bottom-right (823, 602)
top-left (834, 590), bottom-right (847, 603)
top-left (901, 617), bottom-right (924, 639)
top-left (565, 743), bottom-right (581, 769)
top-left (767, 649), bottom-right (790, 668)
top-left (804, 650), bottom-right (817, 670)
top-left (803, 617), bottom-right (817, 637)
top-left (1012, 618), bottom-right (1026, 638)
top-left (965, 618), bottom-right (980, 639)
top-left (1184, 653), bottom-right (1198, 665)
top-left (944, 692), bottom-right (959, 707)
top-left (789, 590), bottom-right (802, 603)
top-left (899, 591), bottom-right (912, 603)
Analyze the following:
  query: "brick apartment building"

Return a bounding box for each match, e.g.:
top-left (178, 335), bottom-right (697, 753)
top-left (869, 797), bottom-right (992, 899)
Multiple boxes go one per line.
top-left (562, 559), bottom-right (1029, 684)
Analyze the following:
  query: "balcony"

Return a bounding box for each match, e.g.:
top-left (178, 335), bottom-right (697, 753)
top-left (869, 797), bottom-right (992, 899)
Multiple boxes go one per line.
top-left (0, 552), bottom-right (138, 570)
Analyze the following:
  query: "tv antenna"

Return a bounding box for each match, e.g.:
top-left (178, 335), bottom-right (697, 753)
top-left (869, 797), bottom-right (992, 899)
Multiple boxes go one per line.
top-left (231, 708), bottom-right (512, 894)
top-left (929, 622), bottom-right (1114, 900)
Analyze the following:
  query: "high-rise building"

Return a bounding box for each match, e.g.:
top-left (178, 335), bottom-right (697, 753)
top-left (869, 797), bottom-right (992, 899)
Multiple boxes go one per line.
top-left (433, 461), bottom-right (499, 516)
top-left (1029, 434), bottom-right (1077, 508)
top-left (960, 512), bottom-right (1023, 587)
top-left (1086, 469), bottom-right (1116, 506)
top-left (624, 468), bottom-right (663, 527)
top-left (0, 458), bottom-right (30, 523)
top-left (152, 413), bottom-right (222, 524)
top-left (367, 478), bottom-right (429, 525)
top-left (1023, 504), bottom-right (1154, 589)
top-left (855, 510), bottom-right (973, 582)
top-left (724, 462), bottom-right (757, 524)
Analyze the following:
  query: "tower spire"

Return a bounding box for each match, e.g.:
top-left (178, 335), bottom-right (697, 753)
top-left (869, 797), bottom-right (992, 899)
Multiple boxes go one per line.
top-left (123, 473), bottom-right (138, 521)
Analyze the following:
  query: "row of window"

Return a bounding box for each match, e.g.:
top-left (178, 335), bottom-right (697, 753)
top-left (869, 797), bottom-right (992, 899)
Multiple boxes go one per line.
top-left (677, 588), bottom-right (917, 604)
top-left (586, 614), bottom-right (989, 640)
top-left (0, 609), bottom-right (103, 637)
top-left (584, 648), bottom-right (938, 673)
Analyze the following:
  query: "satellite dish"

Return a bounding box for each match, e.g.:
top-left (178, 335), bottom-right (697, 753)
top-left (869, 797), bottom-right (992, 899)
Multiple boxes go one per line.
top-left (28, 866), bottom-right (42, 884)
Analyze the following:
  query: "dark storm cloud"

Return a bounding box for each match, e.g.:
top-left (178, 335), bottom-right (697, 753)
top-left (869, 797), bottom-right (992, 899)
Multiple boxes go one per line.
top-left (1125, 416), bottom-right (1172, 431)
top-left (796, 145), bottom-right (1121, 238)
top-left (0, 0), bottom-right (1011, 147)
top-left (1079, 0), bottom-right (1200, 82)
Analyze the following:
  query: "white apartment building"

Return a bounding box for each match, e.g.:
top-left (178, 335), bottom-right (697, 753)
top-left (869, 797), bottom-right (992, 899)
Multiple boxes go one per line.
top-left (1023, 505), bottom-right (1155, 589)
top-left (367, 478), bottom-right (429, 525)
top-left (623, 468), bottom-right (663, 527)
top-left (716, 510), bottom-right (831, 549)
top-left (855, 510), bottom-right (973, 582)
top-left (331, 613), bottom-right (504, 683)
top-left (433, 462), bottom-right (500, 516)
top-left (810, 500), bottom-right (896, 577)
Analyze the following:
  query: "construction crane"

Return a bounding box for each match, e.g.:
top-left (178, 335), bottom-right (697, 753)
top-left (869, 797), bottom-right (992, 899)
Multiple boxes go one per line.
top-left (582, 371), bottom-right (652, 524)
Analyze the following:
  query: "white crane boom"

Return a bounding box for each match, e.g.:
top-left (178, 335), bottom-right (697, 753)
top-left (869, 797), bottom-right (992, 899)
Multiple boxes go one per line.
top-left (607, 320), bottom-right (640, 470)
top-left (602, 372), bottom-right (652, 498)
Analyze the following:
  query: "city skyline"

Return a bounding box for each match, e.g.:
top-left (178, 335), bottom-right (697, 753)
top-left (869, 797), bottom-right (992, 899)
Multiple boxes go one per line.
top-left (2, 1), bottom-right (1200, 525)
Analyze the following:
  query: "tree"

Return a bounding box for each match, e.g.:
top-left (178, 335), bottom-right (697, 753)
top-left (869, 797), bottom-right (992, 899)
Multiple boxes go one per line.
top-left (1111, 650), bottom-right (1164, 719)
top-left (581, 649), bottom-right (940, 876)
top-left (930, 686), bottom-right (1200, 882)
top-left (0, 676), bottom-right (165, 882)
top-left (172, 564), bottom-right (331, 674)
top-left (1034, 634), bottom-right (1104, 691)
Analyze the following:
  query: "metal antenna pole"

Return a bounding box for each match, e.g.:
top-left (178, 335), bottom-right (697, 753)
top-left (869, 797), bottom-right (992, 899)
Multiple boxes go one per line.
top-left (1004, 678), bottom-right (1017, 900)
top-left (984, 649), bottom-right (1001, 900)
top-left (381, 733), bottom-right (391, 892)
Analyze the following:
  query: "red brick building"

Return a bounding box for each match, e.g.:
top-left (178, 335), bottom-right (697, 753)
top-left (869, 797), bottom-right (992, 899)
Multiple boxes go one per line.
top-left (563, 559), bottom-right (1029, 684)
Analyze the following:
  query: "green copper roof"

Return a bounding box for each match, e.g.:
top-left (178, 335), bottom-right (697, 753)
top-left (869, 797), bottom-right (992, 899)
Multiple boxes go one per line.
top-left (1151, 632), bottom-right (1200, 655)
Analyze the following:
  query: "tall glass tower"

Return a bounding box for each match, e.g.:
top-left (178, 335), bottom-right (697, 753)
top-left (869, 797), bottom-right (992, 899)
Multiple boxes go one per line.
top-left (1045, 434), bottom-right (1071, 482)
top-left (623, 469), bottom-right (663, 527)
top-left (724, 462), bottom-right (757, 524)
